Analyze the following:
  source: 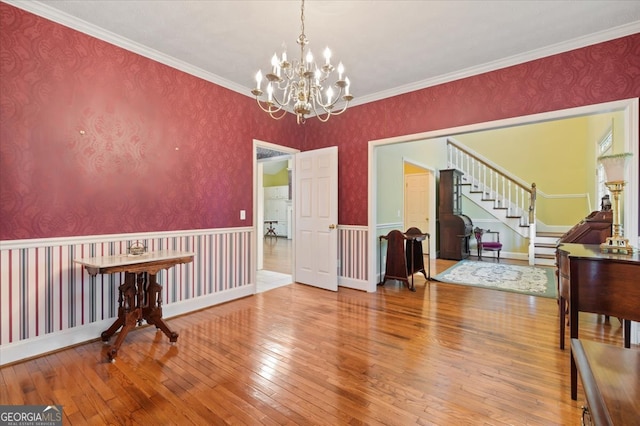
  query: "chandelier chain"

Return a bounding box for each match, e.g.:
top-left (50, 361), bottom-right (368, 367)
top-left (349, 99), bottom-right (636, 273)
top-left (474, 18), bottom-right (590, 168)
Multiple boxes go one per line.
top-left (300, 0), bottom-right (305, 38)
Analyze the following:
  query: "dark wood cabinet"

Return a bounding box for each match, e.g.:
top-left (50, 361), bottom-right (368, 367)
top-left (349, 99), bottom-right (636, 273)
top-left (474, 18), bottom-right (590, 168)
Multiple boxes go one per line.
top-left (439, 168), bottom-right (463, 215)
top-left (438, 169), bottom-right (472, 260)
top-left (556, 243), bottom-right (640, 407)
top-left (556, 209), bottom-right (612, 350)
top-left (559, 210), bottom-right (612, 245)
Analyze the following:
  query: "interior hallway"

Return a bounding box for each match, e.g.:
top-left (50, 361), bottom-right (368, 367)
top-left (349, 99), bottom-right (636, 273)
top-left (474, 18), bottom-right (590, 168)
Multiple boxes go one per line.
top-left (257, 236), bottom-right (292, 293)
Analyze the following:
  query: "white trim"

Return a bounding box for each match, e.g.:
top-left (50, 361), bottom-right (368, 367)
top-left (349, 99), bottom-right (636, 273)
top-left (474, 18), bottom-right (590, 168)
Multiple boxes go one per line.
top-left (0, 227), bottom-right (254, 250)
top-left (536, 191), bottom-right (592, 218)
top-left (5, 1), bottom-right (640, 106)
top-left (622, 99), bottom-right (639, 249)
top-left (368, 98), bottom-right (640, 292)
top-left (353, 22), bottom-right (640, 106)
top-left (536, 224), bottom-right (572, 234)
top-left (252, 139), bottom-right (299, 289)
top-left (338, 277), bottom-right (368, 292)
top-left (376, 222), bottom-right (404, 230)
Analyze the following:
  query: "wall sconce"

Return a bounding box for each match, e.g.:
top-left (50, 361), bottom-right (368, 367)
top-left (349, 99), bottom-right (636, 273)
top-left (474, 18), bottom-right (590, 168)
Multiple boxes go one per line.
top-left (598, 152), bottom-right (634, 254)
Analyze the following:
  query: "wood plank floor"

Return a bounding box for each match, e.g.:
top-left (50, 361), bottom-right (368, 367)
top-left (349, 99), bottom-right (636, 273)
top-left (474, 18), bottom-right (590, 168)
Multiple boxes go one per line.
top-left (262, 237), bottom-right (291, 274)
top-left (1, 258), bottom-right (631, 425)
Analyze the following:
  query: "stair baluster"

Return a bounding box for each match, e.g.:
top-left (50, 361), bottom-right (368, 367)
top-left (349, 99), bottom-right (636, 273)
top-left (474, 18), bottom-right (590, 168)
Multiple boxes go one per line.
top-left (446, 138), bottom-right (537, 264)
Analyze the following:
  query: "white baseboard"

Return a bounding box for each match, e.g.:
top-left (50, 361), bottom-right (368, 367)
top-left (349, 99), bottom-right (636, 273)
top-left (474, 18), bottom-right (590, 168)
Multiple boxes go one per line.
top-left (339, 277), bottom-right (369, 292)
top-left (0, 285), bottom-right (255, 366)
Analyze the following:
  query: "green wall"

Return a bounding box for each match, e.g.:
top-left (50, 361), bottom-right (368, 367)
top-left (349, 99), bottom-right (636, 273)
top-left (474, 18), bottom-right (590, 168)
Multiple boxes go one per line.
top-left (376, 137), bottom-right (447, 225)
top-left (263, 162), bottom-right (289, 187)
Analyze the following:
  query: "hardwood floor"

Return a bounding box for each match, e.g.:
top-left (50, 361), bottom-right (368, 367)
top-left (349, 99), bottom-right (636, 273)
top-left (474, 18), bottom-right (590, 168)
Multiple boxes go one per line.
top-left (1, 258), bottom-right (630, 425)
top-left (262, 237), bottom-right (291, 274)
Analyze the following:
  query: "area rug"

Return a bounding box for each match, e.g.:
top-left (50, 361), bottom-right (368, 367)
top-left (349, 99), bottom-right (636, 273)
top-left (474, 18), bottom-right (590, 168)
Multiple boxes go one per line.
top-left (433, 260), bottom-right (557, 298)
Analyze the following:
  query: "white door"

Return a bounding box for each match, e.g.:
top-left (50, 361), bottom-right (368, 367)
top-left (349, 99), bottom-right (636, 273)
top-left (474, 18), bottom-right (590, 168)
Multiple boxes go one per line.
top-left (295, 146), bottom-right (338, 291)
top-left (405, 173), bottom-right (430, 251)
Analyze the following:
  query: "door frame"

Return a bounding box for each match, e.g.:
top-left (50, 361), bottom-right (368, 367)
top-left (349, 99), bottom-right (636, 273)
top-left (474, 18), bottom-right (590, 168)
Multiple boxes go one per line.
top-left (403, 159), bottom-right (437, 258)
top-left (253, 139), bottom-right (299, 287)
top-left (368, 98), bottom-right (639, 293)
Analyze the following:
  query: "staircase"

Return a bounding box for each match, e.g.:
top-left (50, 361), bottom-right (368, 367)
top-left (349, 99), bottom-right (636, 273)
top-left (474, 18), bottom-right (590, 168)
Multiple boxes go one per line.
top-left (462, 186), bottom-right (531, 238)
top-left (447, 139), bottom-right (541, 264)
top-left (533, 232), bottom-right (562, 266)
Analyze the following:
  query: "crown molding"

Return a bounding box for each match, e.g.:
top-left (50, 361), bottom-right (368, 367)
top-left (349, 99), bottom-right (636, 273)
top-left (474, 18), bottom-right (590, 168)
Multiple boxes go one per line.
top-left (352, 21), bottom-right (640, 107)
top-left (5, 1), bottom-right (640, 107)
top-left (3, 0), bottom-right (249, 97)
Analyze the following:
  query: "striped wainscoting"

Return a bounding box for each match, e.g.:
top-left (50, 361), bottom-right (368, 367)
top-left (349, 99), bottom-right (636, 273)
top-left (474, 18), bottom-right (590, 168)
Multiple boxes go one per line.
top-left (338, 225), bottom-right (368, 291)
top-left (0, 228), bottom-right (254, 365)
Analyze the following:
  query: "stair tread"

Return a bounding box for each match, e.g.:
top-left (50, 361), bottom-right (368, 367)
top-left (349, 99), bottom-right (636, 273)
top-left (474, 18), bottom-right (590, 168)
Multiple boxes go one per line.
top-left (535, 253), bottom-right (557, 259)
top-left (537, 231), bottom-right (564, 237)
top-left (459, 169), bottom-right (533, 238)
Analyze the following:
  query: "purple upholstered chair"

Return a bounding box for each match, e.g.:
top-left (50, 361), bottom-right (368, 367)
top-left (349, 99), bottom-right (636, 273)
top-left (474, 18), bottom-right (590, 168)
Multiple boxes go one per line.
top-left (474, 227), bottom-right (503, 262)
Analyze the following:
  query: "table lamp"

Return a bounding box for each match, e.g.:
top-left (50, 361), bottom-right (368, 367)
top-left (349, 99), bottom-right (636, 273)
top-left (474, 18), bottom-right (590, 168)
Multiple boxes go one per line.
top-left (598, 152), bottom-right (634, 254)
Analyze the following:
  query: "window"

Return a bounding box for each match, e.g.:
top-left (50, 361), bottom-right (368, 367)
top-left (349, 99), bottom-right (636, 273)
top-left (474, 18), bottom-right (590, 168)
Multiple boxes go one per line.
top-left (596, 129), bottom-right (613, 209)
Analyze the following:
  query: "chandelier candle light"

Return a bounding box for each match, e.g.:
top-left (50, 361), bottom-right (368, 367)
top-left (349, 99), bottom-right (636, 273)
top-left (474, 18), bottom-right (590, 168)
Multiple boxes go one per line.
top-left (598, 152), bottom-right (634, 254)
top-left (251, 0), bottom-right (353, 124)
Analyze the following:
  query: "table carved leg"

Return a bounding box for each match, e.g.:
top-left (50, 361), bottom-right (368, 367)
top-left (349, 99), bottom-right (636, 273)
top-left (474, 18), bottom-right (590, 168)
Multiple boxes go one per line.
top-left (101, 272), bottom-right (142, 361)
top-left (143, 273), bottom-right (179, 343)
top-left (100, 271), bottom-right (178, 361)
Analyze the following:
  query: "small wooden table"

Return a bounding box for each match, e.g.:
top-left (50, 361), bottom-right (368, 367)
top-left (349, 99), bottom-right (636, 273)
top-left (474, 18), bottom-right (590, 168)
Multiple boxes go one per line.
top-left (571, 339), bottom-right (640, 425)
top-left (74, 250), bottom-right (194, 361)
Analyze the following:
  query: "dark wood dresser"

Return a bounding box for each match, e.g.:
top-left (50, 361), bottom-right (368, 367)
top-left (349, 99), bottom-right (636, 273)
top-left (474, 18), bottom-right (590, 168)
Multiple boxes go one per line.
top-left (555, 243), bottom-right (640, 406)
top-left (556, 210), bottom-right (612, 349)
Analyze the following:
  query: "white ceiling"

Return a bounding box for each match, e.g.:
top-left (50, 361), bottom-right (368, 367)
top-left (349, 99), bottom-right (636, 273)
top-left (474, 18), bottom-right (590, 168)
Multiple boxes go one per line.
top-left (7, 1), bottom-right (640, 106)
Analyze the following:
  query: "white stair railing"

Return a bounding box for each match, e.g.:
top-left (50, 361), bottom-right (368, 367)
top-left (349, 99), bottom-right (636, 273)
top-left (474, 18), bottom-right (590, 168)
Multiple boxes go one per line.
top-left (447, 139), bottom-right (538, 263)
top-left (447, 140), bottom-right (535, 225)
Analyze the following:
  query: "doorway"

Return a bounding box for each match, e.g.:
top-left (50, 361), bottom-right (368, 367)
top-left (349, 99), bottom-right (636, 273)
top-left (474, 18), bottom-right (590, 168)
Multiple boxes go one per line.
top-left (254, 140), bottom-right (299, 293)
top-left (403, 160), bottom-right (436, 257)
top-left (368, 98), bottom-right (639, 294)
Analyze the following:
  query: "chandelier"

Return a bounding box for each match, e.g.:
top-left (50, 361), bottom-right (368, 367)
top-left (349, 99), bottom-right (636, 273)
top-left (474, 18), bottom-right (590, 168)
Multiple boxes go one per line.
top-left (251, 0), bottom-right (353, 124)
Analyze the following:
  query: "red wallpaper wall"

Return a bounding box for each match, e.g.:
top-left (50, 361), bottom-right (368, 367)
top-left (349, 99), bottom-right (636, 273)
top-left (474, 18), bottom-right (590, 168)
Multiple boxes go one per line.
top-left (304, 34), bottom-right (640, 226)
top-left (1, 2), bottom-right (638, 240)
top-left (0, 3), bottom-right (302, 240)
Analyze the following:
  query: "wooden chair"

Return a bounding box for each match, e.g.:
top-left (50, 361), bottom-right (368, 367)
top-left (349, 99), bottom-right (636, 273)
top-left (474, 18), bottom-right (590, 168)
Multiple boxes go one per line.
top-left (379, 230), bottom-right (410, 289)
top-left (404, 227), bottom-right (430, 282)
top-left (378, 228), bottom-right (430, 292)
top-left (474, 227), bottom-right (502, 262)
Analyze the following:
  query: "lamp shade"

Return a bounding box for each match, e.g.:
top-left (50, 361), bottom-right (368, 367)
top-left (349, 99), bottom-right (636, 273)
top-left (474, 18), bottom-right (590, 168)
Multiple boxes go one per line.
top-left (598, 152), bottom-right (633, 182)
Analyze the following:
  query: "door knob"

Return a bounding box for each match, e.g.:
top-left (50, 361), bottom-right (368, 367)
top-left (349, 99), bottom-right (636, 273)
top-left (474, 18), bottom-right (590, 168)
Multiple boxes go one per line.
top-left (329, 224), bottom-right (336, 229)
